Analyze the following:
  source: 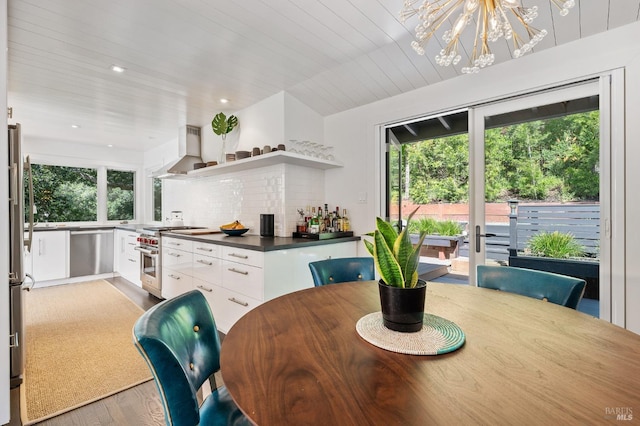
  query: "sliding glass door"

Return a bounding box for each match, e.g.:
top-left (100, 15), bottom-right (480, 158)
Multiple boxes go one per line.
top-left (384, 76), bottom-right (620, 319)
top-left (470, 80), bottom-right (610, 315)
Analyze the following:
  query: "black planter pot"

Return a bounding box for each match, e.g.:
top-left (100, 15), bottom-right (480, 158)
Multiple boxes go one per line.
top-left (508, 255), bottom-right (600, 300)
top-left (378, 279), bottom-right (427, 333)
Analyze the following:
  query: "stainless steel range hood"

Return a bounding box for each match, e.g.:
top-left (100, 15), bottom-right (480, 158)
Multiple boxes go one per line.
top-left (151, 125), bottom-right (202, 178)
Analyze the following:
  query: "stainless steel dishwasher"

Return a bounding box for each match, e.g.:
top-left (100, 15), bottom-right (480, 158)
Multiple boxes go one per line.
top-left (70, 229), bottom-right (114, 277)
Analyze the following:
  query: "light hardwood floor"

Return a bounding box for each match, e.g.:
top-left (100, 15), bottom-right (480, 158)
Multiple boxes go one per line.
top-left (15, 277), bottom-right (171, 425)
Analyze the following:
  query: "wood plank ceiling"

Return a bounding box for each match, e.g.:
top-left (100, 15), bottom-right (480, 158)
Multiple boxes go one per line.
top-left (6, 0), bottom-right (640, 151)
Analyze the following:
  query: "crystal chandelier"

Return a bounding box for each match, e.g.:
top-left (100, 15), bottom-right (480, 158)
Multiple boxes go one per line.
top-left (400, 0), bottom-right (575, 74)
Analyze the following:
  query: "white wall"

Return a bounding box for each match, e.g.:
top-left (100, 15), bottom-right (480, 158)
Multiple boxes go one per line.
top-left (24, 137), bottom-right (143, 166)
top-left (625, 53), bottom-right (640, 333)
top-left (324, 22), bottom-right (640, 333)
top-left (157, 91), bottom-right (329, 232)
top-left (162, 164), bottom-right (325, 236)
top-left (283, 91), bottom-right (324, 145)
top-left (1, 0), bottom-right (10, 420)
top-left (193, 91), bottom-right (325, 166)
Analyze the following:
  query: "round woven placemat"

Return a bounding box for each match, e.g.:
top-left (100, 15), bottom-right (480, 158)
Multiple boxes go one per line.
top-left (356, 312), bottom-right (465, 355)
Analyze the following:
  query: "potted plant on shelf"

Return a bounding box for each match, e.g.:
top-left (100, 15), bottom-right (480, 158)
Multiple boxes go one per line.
top-left (211, 112), bottom-right (238, 164)
top-left (364, 208), bottom-right (428, 332)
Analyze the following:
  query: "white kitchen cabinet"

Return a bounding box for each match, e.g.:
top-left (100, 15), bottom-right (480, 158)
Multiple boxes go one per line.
top-left (198, 278), bottom-right (262, 334)
top-left (164, 235), bottom-right (358, 333)
top-left (161, 237), bottom-right (194, 299)
top-left (114, 229), bottom-right (141, 286)
top-left (162, 239), bottom-right (193, 275)
top-left (263, 240), bottom-right (358, 300)
top-left (222, 246), bottom-right (265, 300)
top-left (192, 241), bottom-right (222, 286)
top-left (29, 231), bottom-right (69, 282)
top-left (162, 269), bottom-right (193, 300)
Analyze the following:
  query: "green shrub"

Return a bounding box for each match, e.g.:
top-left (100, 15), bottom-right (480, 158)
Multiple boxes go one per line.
top-left (527, 231), bottom-right (584, 258)
top-left (407, 217), bottom-right (462, 236)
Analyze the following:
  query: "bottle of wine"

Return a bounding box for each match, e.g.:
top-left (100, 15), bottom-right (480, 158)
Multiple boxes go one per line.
top-left (342, 209), bottom-right (350, 232)
top-left (323, 203), bottom-right (330, 232)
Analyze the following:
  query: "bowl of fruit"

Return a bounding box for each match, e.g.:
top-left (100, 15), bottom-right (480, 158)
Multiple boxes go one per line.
top-left (220, 220), bottom-right (249, 236)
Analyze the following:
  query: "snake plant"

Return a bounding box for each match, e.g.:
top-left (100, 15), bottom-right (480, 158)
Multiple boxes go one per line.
top-left (363, 207), bottom-right (427, 288)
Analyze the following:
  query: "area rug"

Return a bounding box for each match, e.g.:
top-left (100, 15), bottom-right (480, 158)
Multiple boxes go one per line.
top-left (21, 280), bottom-right (153, 424)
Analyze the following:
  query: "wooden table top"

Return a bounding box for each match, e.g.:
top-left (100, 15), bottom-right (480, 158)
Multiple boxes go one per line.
top-left (220, 281), bottom-right (640, 425)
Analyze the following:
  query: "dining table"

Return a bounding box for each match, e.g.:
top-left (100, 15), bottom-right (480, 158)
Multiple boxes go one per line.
top-left (220, 281), bottom-right (640, 425)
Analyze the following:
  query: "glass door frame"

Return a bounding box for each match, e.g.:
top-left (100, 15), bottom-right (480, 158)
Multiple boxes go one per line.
top-left (469, 76), bottom-right (622, 323)
top-left (379, 72), bottom-right (624, 324)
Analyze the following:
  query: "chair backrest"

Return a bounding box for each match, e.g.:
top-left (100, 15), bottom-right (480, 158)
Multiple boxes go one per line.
top-left (133, 290), bottom-right (221, 425)
top-left (309, 257), bottom-right (375, 286)
top-left (476, 265), bottom-right (586, 309)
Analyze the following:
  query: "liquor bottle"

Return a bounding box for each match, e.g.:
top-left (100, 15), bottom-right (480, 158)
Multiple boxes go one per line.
top-left (333, 207), bottom-right (341, 232)
top-left (309, 207), bottom-right (319, 234)
top-left (317, 206), bottom-right (325, 233)
top-left (324, 203), bottom-right (331, 232)
top-left (342, 209), bottom-right (350, 232)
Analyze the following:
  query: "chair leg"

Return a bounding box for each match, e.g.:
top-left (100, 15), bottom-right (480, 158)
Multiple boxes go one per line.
top-left (208, 373), bottom-right (218, 390)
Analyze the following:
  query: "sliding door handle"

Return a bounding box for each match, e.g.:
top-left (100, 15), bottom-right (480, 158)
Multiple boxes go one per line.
top-left (475, 225), bottom-right (496, 253)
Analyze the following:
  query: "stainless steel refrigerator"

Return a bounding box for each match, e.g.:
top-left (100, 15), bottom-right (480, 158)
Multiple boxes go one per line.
top-left (8, 123), bottom-right (35, 388)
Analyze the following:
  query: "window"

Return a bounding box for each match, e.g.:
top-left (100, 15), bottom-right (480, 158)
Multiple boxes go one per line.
top-left (153, 177), bottom-right (162, 222)
top-left (107, 169), bottom-right (135, 221)
top-left (29, 164), bottom-right (98, 222)
top-left (28, 164), bottom-right (137, 223)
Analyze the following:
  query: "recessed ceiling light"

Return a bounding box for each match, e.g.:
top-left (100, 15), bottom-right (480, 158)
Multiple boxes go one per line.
top-left (71, 124), bottom-right (80, 129)
top-left (110, 65), bottom-right (126, 73)
top-left (107, 144), bottom-right (113, 148)
top-left (220, 98), bottom-right (229, 104)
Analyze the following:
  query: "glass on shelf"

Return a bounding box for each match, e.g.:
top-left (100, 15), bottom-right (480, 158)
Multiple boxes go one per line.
top-left (288, 140), bottom-right (300, 154)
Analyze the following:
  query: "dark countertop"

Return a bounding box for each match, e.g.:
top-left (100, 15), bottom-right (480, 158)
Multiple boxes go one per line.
top-left (161, 231), bottom-right (362, 252)
top-left (31, 223), bottom-right (152, 232)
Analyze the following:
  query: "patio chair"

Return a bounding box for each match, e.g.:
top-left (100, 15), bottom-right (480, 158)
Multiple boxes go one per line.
top-left (476, 265), bottom-right (586, 309)
top-left (309, 257), bottom-right (375, 286)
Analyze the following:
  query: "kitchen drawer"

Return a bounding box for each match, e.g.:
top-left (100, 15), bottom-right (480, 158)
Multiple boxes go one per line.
top-left (162, 268), bottom-right (193, 299)
top-left (222, 260), bottom-right (264, 300)
top-left (198, 282), bottom-right (261, 333)
top-left (124, 234), bottom-right (139, 257)
top-left (192, 253), bottom-right (222, 285)
top-left (163, 248), bottom-right (193, 273)
top-left (222, 246), bottom-right (264, 268)
top-left (193, 241), bottom-right (220, 258)
top-left (121, 254), bottom-right (141, 286)
top-left (162, 237), bottom-right (193, 252)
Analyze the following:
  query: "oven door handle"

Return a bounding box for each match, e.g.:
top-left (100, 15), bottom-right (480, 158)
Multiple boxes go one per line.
top-left (134, 246), bottom-right (158, 255)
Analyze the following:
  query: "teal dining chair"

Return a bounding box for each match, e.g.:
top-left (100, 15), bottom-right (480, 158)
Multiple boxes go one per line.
top-left (309, 257), bottom-right (375, 286)
top-left (132, 290), bottom-right (250, 426)
top-left (476, 265), bottom-right (586, 309)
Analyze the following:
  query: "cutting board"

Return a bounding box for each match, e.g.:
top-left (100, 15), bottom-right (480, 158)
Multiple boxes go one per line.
top-left (170, 228), bottom-right (221, 235)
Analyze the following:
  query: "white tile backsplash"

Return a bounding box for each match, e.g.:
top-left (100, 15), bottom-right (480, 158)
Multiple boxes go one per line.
top-left (163, 163), bottom-right (325, 236)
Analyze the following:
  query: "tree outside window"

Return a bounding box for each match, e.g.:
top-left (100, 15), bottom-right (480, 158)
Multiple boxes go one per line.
top-left (27, 164), bottom-right (136, 223)
top-left (29, 164), bottom-right (97, 222)
top-left (107, 169), bottom-right (135, 221)
top-left (153, 178), bottom-right (162, 222)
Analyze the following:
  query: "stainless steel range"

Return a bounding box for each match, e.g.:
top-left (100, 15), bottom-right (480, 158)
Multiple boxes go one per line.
top-left (135, 226), bottom-right (202, 298)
